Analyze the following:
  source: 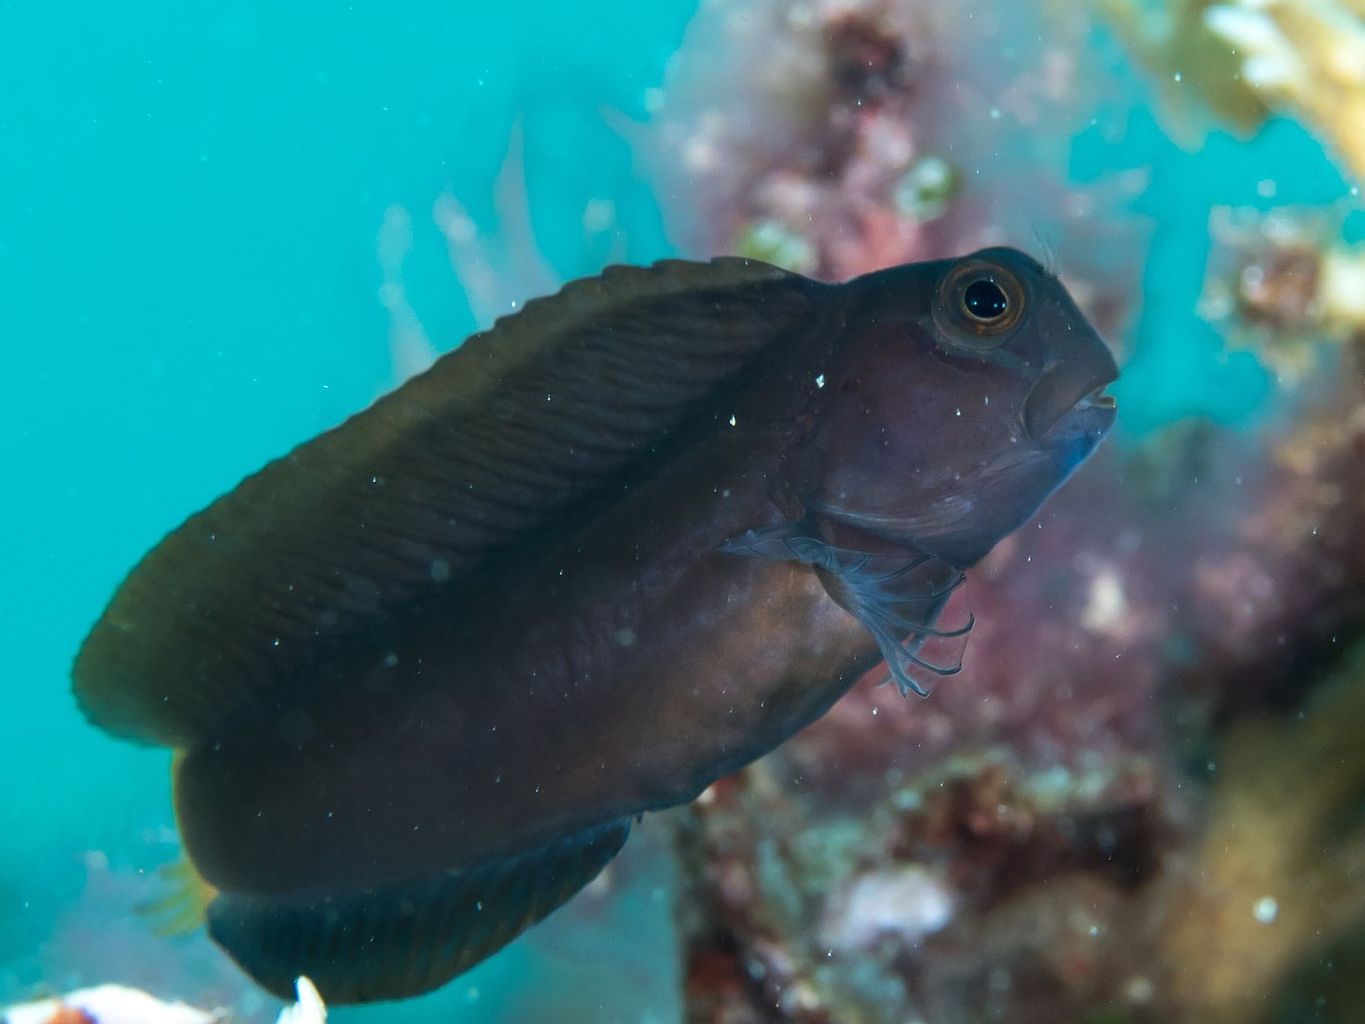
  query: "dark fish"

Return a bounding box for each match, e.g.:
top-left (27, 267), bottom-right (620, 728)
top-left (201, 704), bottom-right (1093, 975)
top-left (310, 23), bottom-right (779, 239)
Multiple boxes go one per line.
top-left (73, 247), bottom-right (1117, 1003)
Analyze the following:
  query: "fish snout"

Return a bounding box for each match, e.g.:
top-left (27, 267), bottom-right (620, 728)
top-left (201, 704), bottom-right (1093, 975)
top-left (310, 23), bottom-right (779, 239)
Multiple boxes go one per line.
top-left (1022, 342), bottom-right (1119, 446)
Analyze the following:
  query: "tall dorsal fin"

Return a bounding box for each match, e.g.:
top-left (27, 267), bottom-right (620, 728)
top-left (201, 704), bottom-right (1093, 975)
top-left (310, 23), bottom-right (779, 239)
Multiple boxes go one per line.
top-left (73, 258), bottom-right (822, 748)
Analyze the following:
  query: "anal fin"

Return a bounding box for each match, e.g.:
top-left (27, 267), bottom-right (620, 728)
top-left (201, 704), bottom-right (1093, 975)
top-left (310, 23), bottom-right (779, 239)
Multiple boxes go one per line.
top-left (207, 819), bottom-right (631, 1004)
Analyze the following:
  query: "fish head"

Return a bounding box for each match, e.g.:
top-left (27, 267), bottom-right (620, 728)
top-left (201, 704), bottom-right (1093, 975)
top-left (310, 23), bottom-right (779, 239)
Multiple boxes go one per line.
top-left (803, 246), bottom-right (1118, 567)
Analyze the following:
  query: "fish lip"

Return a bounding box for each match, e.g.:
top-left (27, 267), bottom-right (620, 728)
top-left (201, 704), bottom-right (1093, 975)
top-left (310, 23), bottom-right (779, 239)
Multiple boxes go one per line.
top-left (1023, 372), bottom-right (1119, 446)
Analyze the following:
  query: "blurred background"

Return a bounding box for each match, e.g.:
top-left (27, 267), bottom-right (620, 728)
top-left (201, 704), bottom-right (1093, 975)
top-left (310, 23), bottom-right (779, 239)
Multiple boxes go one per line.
top-left (3, 0), bottom-right (1364, 1021)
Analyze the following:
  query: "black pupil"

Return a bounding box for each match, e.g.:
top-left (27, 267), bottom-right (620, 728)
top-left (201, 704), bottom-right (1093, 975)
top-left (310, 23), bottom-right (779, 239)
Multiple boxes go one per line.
top-left (963, 278), bottom-right (1008, 321)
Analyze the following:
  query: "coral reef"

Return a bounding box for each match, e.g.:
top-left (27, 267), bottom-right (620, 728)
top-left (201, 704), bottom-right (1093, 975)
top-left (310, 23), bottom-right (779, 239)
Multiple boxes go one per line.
top-left (676, 753), bottom-right (1165, 1024)
top-left (1, 976), bottom-right (324, 1024)
top-left (649, 2), bottom-right (1365, 1022)
top-left (1159, 648), bottom-right (1365, 1023)
top-left (376, 205), bottom-right (439, 386)
top-left (651, 0), bottom-right (1149, 321)
top-left (1200, 203), bottom-right (1365, 380)
top-left (430, 124), bottom-right (561, 331)
top-left (671, 383), bottom-right (1365, 1021)
top-left (1, 985), bottom-right (221, 1024)
top-left (1098, 0), bottom-right (1365, 182)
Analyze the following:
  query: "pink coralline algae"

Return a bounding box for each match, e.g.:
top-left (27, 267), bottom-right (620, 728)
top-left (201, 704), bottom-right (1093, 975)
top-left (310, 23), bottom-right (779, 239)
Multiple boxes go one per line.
top-left (650, 0), bottom-right (1149, 315)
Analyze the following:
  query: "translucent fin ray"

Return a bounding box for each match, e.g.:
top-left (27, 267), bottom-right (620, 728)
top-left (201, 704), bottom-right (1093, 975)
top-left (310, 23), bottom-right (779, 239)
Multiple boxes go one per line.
top-left (721, 521), bottom-right (973, 697)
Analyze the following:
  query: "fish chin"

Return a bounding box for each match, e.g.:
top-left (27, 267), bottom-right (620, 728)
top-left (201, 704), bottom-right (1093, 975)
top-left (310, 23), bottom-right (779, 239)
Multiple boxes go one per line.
top-left (1037, 398), bottom-right (1116, 478)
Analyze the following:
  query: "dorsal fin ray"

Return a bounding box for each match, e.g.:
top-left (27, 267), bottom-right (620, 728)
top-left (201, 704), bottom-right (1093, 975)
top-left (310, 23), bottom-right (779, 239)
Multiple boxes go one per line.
top-left (74, 258), bottom-right (820, 747)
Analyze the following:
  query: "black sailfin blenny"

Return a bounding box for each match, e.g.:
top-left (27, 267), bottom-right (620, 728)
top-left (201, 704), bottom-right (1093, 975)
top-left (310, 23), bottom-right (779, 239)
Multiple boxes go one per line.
top-left (74, 248), bottom-right (1117, 1003)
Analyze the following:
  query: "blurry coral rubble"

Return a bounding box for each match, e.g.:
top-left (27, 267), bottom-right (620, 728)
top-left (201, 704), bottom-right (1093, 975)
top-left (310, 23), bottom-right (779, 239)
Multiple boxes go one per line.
top-left (678, 754), bottom-right (1165, 1024)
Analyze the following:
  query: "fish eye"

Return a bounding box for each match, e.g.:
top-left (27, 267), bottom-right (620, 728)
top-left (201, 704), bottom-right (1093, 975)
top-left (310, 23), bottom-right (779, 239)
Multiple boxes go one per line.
top-left (963, 278), bottom-right (1009, 322)
top-left (933, 259), bottom-right (1026, 351)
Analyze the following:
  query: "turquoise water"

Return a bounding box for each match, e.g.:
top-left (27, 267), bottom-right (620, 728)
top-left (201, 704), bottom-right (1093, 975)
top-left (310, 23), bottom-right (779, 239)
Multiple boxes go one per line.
top-left (0, 1), bottom-right (1359, 1020)
top-left (1, 2), bottom-right (694, 1018)
top-left (1090, 113), bottom-right (1352, 432)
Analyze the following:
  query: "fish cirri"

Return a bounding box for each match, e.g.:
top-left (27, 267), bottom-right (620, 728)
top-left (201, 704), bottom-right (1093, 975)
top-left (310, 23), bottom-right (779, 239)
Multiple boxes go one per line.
top-left (74, 247), bottom-right (1118, 1002)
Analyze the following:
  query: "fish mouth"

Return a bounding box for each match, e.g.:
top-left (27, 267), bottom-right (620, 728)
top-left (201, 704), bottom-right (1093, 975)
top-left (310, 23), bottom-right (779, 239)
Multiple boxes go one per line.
top-left (1076, 386), bottom-right (1117, 412)
top-left (1023, 368), bottom-right (1119, 446)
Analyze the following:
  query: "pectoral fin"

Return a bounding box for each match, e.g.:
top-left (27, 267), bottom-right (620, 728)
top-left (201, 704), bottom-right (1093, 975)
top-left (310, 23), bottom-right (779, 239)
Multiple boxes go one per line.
top-left (136, 856), bottom-right (217, 937)
top-left (721, 523), bottom-right (971, 696)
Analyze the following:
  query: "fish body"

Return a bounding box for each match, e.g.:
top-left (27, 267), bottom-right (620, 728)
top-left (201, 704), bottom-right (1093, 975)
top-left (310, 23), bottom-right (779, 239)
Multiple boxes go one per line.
top-left (74, 248), bottom-right (1117, 1002)
top-left (176, 357), bottom-right (872, 895)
